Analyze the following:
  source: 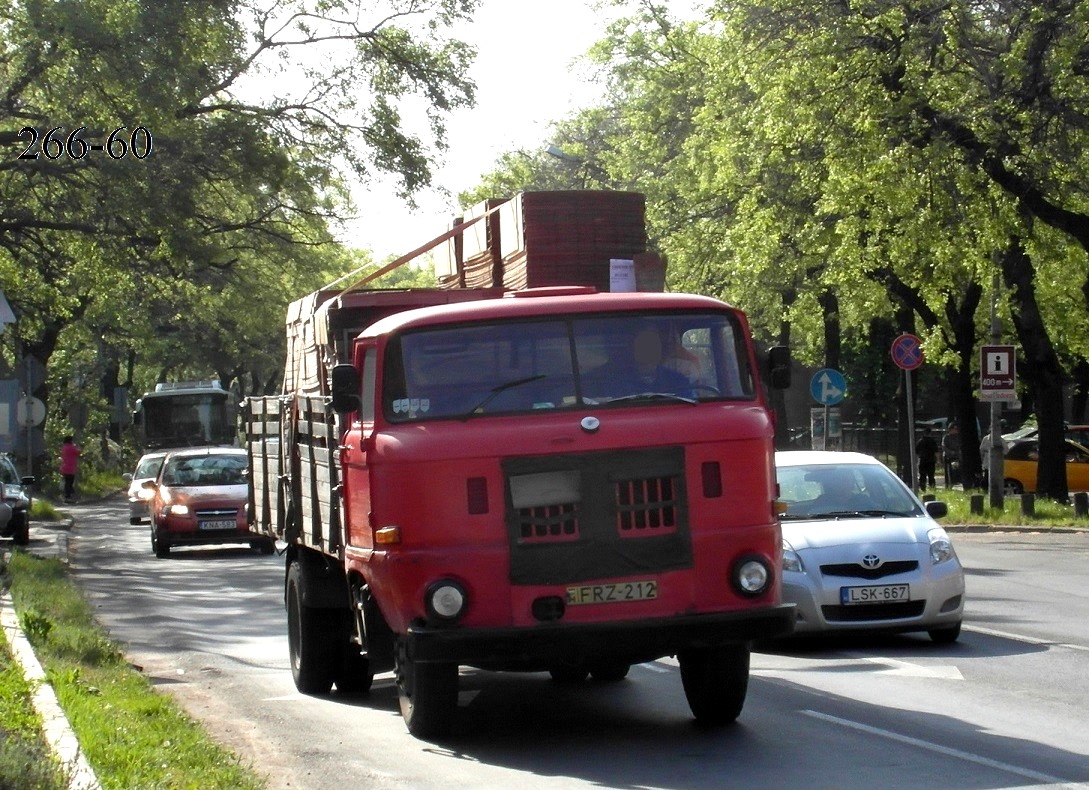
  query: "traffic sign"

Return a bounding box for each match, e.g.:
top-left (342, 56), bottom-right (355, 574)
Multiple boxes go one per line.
top-left (891, 333), bottom-right (924, 370)
top-left (810, 368), bottom-right (846, 406)
top-left (16, 396), bottom-right (45, 427)
top-left (980, 344), bottom-right (1016, 401)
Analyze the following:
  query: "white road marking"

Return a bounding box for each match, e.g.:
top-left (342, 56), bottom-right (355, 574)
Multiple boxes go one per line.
top-left (802, 710), bottom-right (1075, 786)
top-left (966, 624), bottom-right (1089, 652)
top-left (841, 651), bottom-right (964, 679)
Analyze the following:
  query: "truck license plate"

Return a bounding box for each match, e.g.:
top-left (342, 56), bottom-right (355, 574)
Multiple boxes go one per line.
top-left (198, 519), bottom-right (236, 531)
top-left (566, 580), bottom-right (658, 605)
top-left (841, 584), bottom-right (909, 605)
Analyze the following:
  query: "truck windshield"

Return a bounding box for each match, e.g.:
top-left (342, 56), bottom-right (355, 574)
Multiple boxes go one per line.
top-left (384, 312), bottom-right (755, 421)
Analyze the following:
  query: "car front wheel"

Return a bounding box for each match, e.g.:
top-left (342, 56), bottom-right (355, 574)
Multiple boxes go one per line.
top-left (150, 524), bottom-right (170, 557)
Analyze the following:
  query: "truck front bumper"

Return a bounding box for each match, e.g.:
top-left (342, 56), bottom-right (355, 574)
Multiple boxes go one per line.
top-left (405, 604), bottom-right (795, 669)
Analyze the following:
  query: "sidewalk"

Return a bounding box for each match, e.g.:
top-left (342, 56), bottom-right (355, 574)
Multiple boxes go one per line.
top-left (1, 514), bottom-right (101, 790)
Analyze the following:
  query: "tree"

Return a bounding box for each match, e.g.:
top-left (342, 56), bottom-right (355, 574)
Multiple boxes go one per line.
top-left (1, 0), bottom-right (482, 468)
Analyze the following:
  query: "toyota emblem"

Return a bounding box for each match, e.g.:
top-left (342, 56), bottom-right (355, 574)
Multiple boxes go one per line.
top-left (861, 553), bottom-right (881, 569)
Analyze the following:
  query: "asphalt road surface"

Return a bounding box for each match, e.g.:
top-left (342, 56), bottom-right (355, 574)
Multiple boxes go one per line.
top-left (47, 500), bottom-right (1089, 789)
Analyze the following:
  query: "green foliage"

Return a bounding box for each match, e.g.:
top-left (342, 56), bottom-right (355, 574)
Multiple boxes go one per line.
top-left (2, 0), bottom-right (485, 446)
top-left (0, 636), bottom-right (68, 790)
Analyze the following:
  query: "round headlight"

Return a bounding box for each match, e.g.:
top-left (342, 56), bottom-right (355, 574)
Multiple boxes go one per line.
top-left (426, 581), bottom-right (468, 622)
top-left (733, 556), bottom-right (771, 596)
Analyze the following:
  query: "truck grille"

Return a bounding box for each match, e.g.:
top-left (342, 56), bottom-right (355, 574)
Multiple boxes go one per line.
top-left (616, 476), bottom-right (677, 534)
top-left (504, 447), bottom-right (691, 585)
top-left (518, 503), bottom-right (579, 542)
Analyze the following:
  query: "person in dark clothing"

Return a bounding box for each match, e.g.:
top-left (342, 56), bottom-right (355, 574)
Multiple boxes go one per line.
top-left (916, 428), bottom-right (939, 490)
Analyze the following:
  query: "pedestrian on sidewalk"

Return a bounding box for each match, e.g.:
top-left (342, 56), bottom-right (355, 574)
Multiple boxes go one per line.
top-left (59, 435), bottom-right (81, 503)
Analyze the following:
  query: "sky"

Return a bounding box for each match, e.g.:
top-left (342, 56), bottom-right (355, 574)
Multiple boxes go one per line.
top-left (339, 0), bottom-right (619, 260)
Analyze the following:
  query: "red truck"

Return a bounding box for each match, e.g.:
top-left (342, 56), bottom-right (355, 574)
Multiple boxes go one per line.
top-left (244, 191), bottom-right (793, 738)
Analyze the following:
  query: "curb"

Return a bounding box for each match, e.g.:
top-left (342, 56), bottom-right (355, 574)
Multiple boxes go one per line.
top-left (0, 584), bottom-right (101, 790)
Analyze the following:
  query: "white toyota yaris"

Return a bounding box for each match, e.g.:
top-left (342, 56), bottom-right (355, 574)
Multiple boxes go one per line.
top-left (775, 450), bottom-right (965, 643)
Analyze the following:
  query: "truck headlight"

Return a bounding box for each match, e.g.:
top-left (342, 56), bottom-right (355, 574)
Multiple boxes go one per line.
top-left (426, 580), bottom-right (467, 623)
top-left (732, 555), bottom-right (771, 596)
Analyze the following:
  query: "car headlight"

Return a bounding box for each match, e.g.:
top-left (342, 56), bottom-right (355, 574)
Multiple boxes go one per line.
top-left (928, 527), bottom-right (955, 565)
top-left (163, 504), bottom-right (190, 517)
top-left (782, 539), bottom-right (804, 573)
top-left (136, 487), bottom-right (156, 501)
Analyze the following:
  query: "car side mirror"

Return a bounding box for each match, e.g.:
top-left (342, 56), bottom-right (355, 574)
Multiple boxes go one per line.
top-left (331, 363), bottom-right (362, 414)
top-left (925, 500), bottom-right (948, 519)
top-left (767, 345), bottom-right (791, 390)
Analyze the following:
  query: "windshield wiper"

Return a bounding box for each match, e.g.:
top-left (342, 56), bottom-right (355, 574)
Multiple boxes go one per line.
top-left (602, 391), bottom-right (698, 405)
top-left (461, 374), bottom-right (547, 419)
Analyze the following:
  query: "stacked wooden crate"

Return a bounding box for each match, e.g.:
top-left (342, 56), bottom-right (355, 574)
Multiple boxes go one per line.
top-left (499, 191), bottom-right (648, 291)
top-left (436, 190), bottom-right (663, 292)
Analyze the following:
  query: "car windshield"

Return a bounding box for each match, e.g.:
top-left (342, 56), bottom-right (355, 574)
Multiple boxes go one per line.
top-left (134, 455), bottom-right (165, 479)
top-left (777, 463), bottom-right (922, 519)
top-left (383, 311), bottom-right (755, 421)
top-left (0, 458), bottom-right (19, 485)
top-left (161, 454), bottom-right (247, 486)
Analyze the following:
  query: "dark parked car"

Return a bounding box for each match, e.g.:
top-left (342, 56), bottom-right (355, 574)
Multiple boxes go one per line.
top-left (146, 447), bottom-right (272, 558)
top-left (1, 454), bottom-right (35, 546)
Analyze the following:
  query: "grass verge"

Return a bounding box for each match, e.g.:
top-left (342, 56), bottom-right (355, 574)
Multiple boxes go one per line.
top-left (3, 550), bottom-right (266, 790)
top-left (933, 488), bottom-right (1089, 529)
top-left (0, 628), bottom-right (68, 789)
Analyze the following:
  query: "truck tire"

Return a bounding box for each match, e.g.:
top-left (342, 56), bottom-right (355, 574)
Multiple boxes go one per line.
top-left (335, 646), bottom-right (374, 694)
top-left (678, 643), bottom-right (749, 726)
top-left (286, 560), bottom-right (339, 694)
top-left (395, 639), bottom-right (458, 739)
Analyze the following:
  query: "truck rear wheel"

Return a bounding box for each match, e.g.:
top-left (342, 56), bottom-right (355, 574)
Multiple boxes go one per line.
top-left (678, 643), bottom-right (749, 726)
top-left (287, 560), bottom-right (339, 694)
top-left (335, 646), bottom-right (374, 694)
top-left (395, 640), bottom-right (458, 739)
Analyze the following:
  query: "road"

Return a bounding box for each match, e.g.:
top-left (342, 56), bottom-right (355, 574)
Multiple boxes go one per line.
top-left (57, 500), bottom-right (1089, 789)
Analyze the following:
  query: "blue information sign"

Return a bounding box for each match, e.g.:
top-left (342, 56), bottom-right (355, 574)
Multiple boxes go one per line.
top-left (810, 368), bottom-right (846, 406)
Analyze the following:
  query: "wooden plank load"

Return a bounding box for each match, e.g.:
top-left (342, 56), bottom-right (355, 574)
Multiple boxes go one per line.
top-left (460, 198), bottom-right (507, 288)
top-left (499, 190), bottom-right (649, 291)
top-left (436, 190), bottom-right (665, 292)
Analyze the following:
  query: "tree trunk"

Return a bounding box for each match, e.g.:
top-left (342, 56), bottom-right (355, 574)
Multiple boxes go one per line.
top-left (1001, 235), bottom-right (1067, 500)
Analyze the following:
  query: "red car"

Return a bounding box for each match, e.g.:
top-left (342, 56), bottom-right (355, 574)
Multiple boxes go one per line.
top-left (146, 447), bottom-right (272, 558)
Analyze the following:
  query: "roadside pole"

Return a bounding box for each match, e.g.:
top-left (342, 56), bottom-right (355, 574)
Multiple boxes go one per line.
top-left (891, 334), bottom-right (924, 492)
top-left (982, 273), bottom-right (1015, 509)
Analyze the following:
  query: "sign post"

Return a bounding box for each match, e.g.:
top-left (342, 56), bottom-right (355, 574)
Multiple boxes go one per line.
top-left (891, 333), bottom-right (924, 491)
top-left (810, 368), bottom-right (846, 450)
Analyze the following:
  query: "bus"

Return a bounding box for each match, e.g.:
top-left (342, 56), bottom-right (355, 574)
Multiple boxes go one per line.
top-left (132, 380), bottom-right (235, 451)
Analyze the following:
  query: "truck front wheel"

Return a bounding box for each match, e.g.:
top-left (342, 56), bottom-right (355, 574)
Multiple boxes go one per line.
top-left (287, 560), bottom-right (339, 694)
top-left (395, 639), bottom-right (458, 739)
top-left (678, 643), bottom-right (749, 726)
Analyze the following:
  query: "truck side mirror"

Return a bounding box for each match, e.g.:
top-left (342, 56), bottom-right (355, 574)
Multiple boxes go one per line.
top-left (330, 364), bottom-right (362, 413)
top-left (767, 346), bottom-right (791, 389)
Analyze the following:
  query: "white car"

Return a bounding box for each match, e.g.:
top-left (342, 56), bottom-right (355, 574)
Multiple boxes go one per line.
top-left (775, 450), bottom-right (965, 643)
top-left (124, 451), bottom-right (167, 525)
